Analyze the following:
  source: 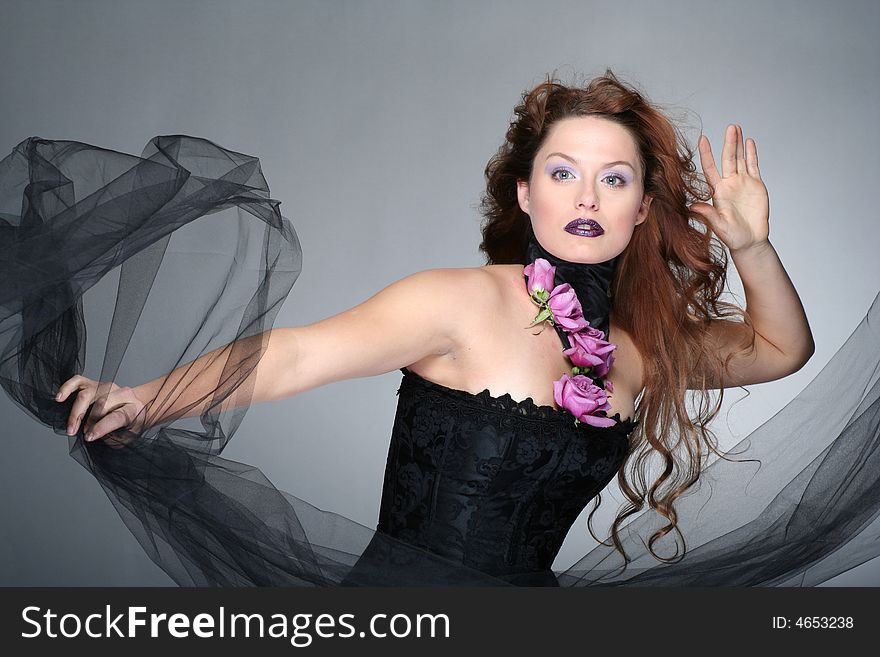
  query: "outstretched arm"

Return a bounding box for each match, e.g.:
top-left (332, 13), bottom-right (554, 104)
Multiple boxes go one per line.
top-left (689, 124), bottom-right (814, 388)
top-left (58, 268), bottom-right (480, 441)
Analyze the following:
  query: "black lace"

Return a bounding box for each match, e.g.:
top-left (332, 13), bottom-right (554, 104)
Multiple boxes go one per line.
top-left (367, 367), bottom-right (636, 582)
top-left (400, 367), bottom-right (636, 427)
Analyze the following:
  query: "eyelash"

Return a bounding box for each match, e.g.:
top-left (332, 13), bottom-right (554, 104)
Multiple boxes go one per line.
top-left (550, 167), bottom-right (627, 187)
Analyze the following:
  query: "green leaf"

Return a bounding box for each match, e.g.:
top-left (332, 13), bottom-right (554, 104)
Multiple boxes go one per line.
top-left (528, 307), bottom-right (553, 327)
top-left (530, 289), bottom-right (549, 305)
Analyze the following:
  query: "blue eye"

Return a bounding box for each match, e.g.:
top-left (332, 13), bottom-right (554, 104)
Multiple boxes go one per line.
top-left (603, 173), bottom-right (626, 187)
top-left (550, 167), bottom-right (576, 181)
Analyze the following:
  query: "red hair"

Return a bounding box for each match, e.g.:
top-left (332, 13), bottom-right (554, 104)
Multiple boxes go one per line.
top-left (480, 71), bottom-right (756, 563)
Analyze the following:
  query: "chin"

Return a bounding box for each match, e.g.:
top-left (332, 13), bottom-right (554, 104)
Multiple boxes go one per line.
top-left (546, 237), bottom-right (618, 264)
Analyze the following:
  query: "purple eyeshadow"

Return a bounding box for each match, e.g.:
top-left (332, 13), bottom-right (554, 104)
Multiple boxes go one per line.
top-left (606, 170), bottom-right (631, 183)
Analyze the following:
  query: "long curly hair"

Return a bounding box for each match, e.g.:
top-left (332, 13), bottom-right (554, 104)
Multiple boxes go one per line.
top-left (479, 70), bottom-right (756, 564)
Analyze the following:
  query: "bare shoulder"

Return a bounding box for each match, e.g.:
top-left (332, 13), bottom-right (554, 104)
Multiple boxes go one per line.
top-left (402, 265), bottom-right (503, 307)
top-left (477, 263), bottom-right (528, 301)
top-left (433, 264), bottom-right (502, 292)
top-left (396, 265), bottom-right (506, 337)
top-left (479, 263), bottom-right (525, 281)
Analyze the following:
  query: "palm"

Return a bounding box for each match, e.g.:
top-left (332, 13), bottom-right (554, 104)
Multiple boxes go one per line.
top-left (690, 124), bottom-right (770, 252)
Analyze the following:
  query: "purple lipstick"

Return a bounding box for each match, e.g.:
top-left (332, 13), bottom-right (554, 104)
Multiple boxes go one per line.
top-left (564, 218), bottom-right (604, 237)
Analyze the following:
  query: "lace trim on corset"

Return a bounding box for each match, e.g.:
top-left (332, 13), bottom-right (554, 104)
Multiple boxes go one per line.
top-left (400, 367), bottom-right (637, 434)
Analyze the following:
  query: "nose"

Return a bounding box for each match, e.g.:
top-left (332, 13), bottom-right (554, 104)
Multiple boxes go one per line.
top-left (576, 181), bottom-right (599, 212)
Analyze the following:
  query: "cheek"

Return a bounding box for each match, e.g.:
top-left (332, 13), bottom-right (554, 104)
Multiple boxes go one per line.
top-left (534, 186), bottom-right (567, 212)
top-left (526, 193), bottom-right (555, 221)
top-left (619, 196), bottom-right (646, 224)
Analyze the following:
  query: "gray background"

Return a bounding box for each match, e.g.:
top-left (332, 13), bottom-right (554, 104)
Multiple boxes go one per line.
top-left (1, 0), bottom-right (878, 585)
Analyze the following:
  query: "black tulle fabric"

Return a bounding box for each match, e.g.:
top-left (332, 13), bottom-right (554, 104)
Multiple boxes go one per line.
top-left (2, 135), bottom-right (879, 587)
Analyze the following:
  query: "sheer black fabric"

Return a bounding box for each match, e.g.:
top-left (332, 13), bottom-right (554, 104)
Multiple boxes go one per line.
top-left (2, 135), bottom-right (879, 586)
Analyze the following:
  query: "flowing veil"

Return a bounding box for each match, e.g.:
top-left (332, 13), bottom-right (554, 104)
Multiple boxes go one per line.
top-left (2, 135), bottom-right (878, 586)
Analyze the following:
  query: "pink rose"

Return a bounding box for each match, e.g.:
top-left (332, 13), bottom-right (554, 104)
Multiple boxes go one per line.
top-left (547, 284), bottom-right (589, 332)
top-left (523, 258), bottom-right (556, 295)
top-left (563, 325), bottom-right (616, 377)
top-left (553, 373), bottom-right (615, 427)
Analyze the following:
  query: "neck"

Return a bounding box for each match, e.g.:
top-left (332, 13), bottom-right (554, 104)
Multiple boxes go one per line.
top-left (524, 232), bottom-right (618, 337)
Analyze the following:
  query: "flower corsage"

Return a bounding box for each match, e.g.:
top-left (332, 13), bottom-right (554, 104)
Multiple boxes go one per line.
top-left (524, 258), bottom-right (617, 428)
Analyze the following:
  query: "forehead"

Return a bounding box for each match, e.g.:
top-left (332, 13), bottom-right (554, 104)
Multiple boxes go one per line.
top-left (539, 116), bottom-right (641, 169)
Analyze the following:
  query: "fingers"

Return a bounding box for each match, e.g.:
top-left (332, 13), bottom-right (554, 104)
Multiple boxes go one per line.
top-left (689, 201), bottom-right (721, 225)
top-left (81, 386), bottom-right (127, 440)
top-left (55, 376), bottom-right (138, 440)
top-left (736, 124), bottom-right (746, 170)
top-left (745, 136), bottom-right (761, 178)
top-left (55, 374), bottom-right (84, 403)
top-left (721, 124), bottom-right (738, 178)
top-left (56, 376), bottom-right (94, 436)
top-left (84, 406), bottom-right (134, 442)
top-left (705, 124), bottom-right (760, 181)
top-left (697, 134), bottom-right (721, 186)
top-left (83, 387), bottom-right (146, 442)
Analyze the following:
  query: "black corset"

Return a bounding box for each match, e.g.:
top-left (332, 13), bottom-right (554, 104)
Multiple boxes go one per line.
top-left (359, 367), bottom-right (636, 585)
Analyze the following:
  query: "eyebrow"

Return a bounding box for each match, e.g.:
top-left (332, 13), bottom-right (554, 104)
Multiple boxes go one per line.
top-left (545, 152), bottom-right (636, 170)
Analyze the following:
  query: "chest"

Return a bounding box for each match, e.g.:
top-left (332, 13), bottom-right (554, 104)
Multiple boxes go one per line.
top-left (471, 302), bottom-right (638, 421)
top-left (410, 266), bottom-right (642, 423)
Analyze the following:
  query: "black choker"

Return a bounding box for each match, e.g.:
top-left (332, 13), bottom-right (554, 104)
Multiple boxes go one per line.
top-left (524, 233), bottom-right (618, 344)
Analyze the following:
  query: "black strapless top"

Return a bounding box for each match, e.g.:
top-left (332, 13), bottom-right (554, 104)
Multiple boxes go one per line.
top-left (350, 367), bottom-right (637, 586)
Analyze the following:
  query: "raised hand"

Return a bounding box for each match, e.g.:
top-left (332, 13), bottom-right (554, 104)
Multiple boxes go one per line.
top-left (55, 375), bottom-right (147, 443)
top-left (689, 124), bottom-right (770, 253)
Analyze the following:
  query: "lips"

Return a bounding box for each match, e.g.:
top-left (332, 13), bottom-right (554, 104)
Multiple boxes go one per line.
top-left (564, 219), bottom-right (604, 236)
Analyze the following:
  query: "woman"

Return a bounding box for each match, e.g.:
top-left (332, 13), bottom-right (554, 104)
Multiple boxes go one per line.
top-left (3, 73), bottom-right (875, 586)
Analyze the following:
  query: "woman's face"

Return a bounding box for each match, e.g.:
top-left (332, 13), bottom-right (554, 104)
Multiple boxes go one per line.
top-left (517, 115), bottom-right (653, 263)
